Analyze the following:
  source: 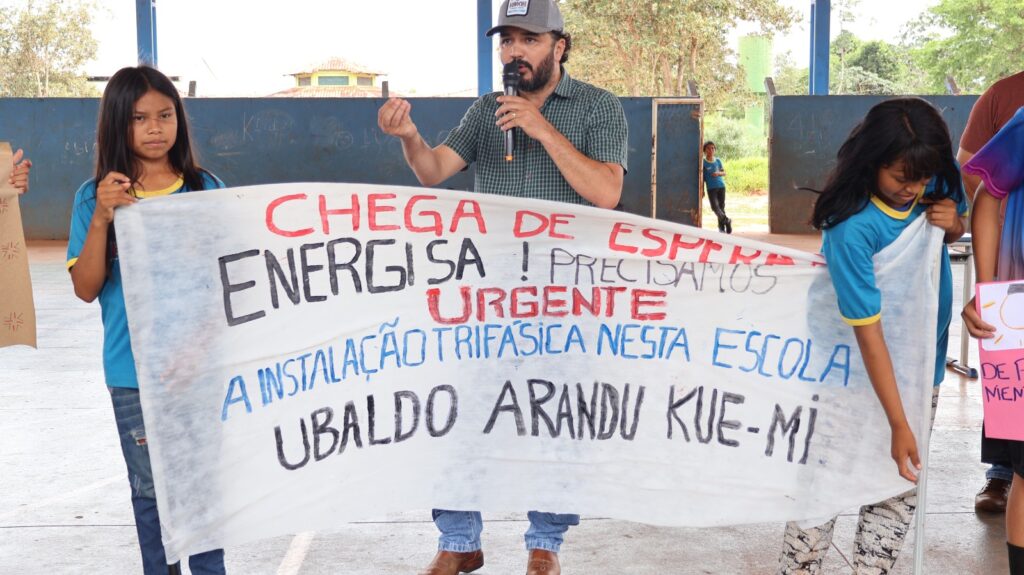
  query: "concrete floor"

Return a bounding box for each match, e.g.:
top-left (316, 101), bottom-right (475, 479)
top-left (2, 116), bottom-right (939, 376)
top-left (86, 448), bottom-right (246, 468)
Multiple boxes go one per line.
top-left (0, 237), bottom-right (1009, 575)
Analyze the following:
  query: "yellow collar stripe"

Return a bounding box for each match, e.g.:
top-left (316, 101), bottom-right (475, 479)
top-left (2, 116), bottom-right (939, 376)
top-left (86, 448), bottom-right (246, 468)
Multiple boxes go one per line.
top-left (870, 191), bottom-right (922, 220)
top-left (135, 176), bottom-right (185, 198)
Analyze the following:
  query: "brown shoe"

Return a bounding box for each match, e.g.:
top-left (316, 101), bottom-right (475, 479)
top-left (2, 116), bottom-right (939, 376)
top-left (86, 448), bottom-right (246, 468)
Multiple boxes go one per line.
top-left (417, 550), bottom-right (484, 575)
top-left (526, 549), bottom-right (561, 575)
top-left (975, 478), bottom-right (1011, 513)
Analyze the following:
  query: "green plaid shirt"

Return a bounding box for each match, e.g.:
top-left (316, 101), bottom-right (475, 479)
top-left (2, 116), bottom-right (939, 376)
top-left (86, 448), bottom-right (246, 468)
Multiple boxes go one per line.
top-left (442, 69), bottom-right (628, 206)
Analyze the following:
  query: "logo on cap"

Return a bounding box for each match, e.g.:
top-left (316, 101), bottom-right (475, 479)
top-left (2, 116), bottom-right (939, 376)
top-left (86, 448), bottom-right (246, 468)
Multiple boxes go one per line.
top-left (507, 0), bottom-right (529, 16)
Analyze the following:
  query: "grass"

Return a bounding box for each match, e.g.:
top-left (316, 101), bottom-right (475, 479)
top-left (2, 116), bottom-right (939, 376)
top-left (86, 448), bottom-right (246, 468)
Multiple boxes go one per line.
top-left (722, 157), bottom-right (767, 195)
top-left (700, 189), bottom-right (769, 232)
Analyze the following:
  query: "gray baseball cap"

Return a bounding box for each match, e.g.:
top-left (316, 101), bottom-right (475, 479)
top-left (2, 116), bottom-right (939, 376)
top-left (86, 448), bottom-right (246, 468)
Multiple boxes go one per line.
top-left (486, 0), bottom-right (564, 37)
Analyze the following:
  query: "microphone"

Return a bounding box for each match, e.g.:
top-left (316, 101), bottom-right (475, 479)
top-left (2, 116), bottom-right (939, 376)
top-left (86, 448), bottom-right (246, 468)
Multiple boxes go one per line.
top-left (502, 61), bottom-right (521, 162)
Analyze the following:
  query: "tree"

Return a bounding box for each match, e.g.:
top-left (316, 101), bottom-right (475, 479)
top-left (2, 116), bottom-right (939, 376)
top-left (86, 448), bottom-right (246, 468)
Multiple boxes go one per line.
top-left (704, 113), bottom-right (765, 159)
top-left (908, 0), bottom-right (1024, 94)
top-left (835, 66), bottom-right (899, 95)
top-left (775, 31), bottom-right (928, 97)
top-left (850, 41), bottom-right (901, 81)
top-left (774, 50), bottom-right (901, 96)
top-left (561, 0), bottom-right (797, 109)
top-left (831, 34), bottom-right (911, 95)
top-left (0, 0), bottom-right (98, 97)
top-left (771, 0), bottom-right (931, 96)
top-left (830, 30), bottom-right (861, 94)
top-left (771, 51), bottom-right (807, 96)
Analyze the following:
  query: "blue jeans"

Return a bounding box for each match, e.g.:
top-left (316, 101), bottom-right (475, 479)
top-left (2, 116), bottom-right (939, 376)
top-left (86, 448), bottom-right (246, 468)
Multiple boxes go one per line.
top-left (110, 387), bottom-right (226, 574)
top-left (988, 463), bottom-right (1015, 482)
top-left (432, 509), bottom-right (580, 553)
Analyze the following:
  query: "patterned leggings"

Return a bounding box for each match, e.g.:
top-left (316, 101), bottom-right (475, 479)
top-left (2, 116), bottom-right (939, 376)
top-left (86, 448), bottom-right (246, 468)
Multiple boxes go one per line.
top-left (778, 388), bottom-right (939, 575)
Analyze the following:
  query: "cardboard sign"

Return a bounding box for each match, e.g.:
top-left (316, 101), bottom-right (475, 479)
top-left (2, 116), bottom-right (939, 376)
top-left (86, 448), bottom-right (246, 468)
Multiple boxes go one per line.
top-left (0, 142), bottom-right (36, 349)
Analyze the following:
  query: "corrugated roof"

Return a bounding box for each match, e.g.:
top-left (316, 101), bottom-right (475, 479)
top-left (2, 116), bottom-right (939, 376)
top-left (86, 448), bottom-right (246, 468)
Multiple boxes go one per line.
top-left (266, 85), bottom-right (396, 98)
top-left (290, 57), bottom-right (385, 76)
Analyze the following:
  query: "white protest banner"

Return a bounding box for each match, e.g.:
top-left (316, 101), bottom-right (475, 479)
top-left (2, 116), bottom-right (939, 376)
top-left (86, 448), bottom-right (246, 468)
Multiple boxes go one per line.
top-left (115, 183), bottom-right (939, 562)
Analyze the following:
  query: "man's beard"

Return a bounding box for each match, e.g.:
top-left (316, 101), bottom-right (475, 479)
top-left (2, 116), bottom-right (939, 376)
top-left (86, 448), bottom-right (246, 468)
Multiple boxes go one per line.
top-left (518, 50), bottom-right (556, 92)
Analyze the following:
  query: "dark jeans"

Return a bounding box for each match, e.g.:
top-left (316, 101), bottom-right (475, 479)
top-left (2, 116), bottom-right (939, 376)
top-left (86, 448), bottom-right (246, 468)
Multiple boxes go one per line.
top-left (707, 187), bottom-right (730, 231)
top-left (110, 387), bottom-right (226, 574)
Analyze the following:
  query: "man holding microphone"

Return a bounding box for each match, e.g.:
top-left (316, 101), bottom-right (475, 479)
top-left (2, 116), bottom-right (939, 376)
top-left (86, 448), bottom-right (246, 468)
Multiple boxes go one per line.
top-left (377, 1), bottom-right (628, 573)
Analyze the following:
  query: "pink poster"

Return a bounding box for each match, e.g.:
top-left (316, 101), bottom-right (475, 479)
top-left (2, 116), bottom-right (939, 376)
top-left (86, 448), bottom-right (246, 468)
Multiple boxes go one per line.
top-left (977, 280), bottom-right (1024, 440)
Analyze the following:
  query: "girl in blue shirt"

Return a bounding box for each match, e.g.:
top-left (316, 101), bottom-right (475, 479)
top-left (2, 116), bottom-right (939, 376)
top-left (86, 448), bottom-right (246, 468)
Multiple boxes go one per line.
top-left (778, 98), bottom-right (967, 574)
top-left (66, 66), bottom-right (227, 575)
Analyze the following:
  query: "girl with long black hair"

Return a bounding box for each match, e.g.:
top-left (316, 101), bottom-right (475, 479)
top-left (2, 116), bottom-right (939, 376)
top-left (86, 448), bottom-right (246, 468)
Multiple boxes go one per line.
top-left (779, 97), bottom-right (967, 574)
top-left (66, 66), bottom-right (227, 575)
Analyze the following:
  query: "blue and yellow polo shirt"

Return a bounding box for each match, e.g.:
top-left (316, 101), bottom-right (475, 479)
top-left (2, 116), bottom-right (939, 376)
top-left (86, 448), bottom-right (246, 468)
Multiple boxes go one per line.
top-left (821, 176), bottom-right (968, 385)
top-left (66, 172), bottom-right (224, 389)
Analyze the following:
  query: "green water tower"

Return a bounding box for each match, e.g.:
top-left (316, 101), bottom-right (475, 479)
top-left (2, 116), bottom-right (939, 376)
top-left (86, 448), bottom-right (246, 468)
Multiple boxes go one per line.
top-left (738, 35), bottom-right (772, 137)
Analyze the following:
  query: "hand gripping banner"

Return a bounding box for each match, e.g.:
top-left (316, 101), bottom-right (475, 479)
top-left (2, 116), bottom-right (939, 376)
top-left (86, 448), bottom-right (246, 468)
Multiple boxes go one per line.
top-left (115, 183), bottom-right (940, 562)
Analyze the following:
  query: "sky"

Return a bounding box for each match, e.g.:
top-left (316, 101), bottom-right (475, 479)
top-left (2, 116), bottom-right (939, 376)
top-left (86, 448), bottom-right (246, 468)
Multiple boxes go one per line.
top-left (754, 0), bottom-right (937, 68)
top-left (757, 0), bottom-right (937, 69)
top-left (6, 0), bottom-right (939, 97)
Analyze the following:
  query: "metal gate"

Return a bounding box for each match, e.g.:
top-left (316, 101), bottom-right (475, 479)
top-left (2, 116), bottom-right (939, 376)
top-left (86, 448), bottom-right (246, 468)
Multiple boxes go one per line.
top-left (651, 98), bottom-right (703, 226)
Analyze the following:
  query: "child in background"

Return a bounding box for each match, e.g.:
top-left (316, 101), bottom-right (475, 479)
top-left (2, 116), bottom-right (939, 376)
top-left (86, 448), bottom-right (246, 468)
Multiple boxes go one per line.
top-left (960, 107), bottom-right (1024, 575)
top-left (66, 66), bottom-right (227, 575)
top-left (702, 141), bottom-right (731, 233)
top-left (778, 98), bottom-right (967, 574)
